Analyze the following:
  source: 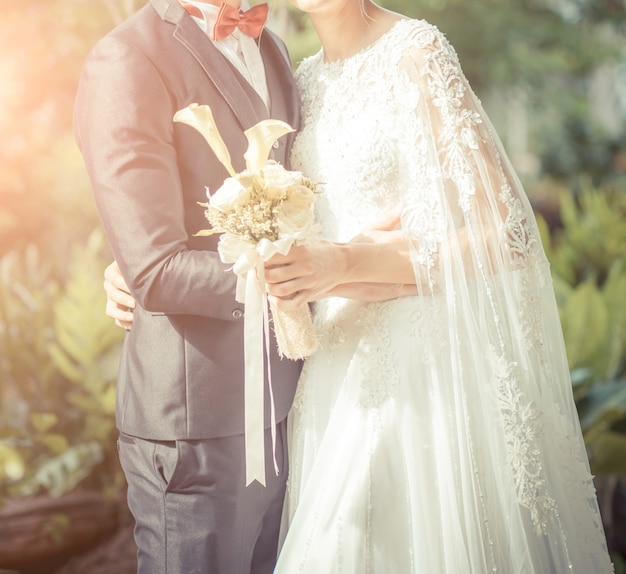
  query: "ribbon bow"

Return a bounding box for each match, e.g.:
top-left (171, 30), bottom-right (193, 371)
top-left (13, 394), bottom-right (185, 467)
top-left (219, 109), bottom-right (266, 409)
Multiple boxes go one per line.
top-left (213, 2), bottom-right (269, 41)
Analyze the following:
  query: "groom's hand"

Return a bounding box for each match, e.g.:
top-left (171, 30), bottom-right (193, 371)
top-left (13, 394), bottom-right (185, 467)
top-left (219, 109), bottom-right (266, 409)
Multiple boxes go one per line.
top-left (104, 260), bottom-right (135, 330)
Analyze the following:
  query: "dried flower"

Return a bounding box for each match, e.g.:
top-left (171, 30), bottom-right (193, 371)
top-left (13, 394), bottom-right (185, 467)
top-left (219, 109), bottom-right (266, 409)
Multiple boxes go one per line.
top-left (203, 161), bottom-right (319, 244)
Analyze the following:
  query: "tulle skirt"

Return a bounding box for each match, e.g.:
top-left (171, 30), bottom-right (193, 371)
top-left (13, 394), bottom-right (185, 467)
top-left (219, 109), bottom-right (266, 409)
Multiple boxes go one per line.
top-left (274, 291), bottom-right (613, 573)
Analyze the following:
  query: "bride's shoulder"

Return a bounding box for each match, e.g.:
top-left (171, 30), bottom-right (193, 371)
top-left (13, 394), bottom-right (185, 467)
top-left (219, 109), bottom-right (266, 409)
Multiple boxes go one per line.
top-left (391, 18), bottom-right (462, 70)
top-left (394, 18), bottom-right (455, 54)
top-left (294, 50), bottom-right (323, 81)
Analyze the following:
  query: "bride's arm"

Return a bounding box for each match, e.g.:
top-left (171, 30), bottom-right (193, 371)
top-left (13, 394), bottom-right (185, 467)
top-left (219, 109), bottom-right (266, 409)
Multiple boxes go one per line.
top-left (264, 238), bottom-right (418, 309)
top-left (327, 281), bottom-right (418, 300)
top-left (264, 208), bottom-right (423, 309)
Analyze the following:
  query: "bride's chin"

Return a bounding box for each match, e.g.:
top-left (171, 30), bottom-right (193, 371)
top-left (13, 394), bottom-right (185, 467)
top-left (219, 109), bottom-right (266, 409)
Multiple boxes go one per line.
top-left (287, 0), bottom-right (321, 11)
top-left (287, 0), bottom-right (358, 14)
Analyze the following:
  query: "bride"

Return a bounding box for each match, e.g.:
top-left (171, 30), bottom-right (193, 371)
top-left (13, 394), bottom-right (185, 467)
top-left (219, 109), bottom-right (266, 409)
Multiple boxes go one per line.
top-left (263, 0), bottom-right (614, 572)
top-left (104, 0), bottom-right (614, 571)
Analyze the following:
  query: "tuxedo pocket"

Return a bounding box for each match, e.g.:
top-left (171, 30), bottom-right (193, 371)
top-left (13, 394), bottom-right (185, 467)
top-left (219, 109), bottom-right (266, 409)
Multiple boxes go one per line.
top-left (153, 440), bottom-right (182, 492)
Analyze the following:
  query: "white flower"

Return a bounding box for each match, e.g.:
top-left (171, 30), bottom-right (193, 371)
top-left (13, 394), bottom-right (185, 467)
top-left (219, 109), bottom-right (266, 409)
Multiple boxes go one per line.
top-left (210, 177), bottom-right (250, 212)
top-left (286, 182), bottom-right (317, 210)
top-left (262, 161), bottom-right (297, 186)
top-left (275, 202), bottom-right (317, 237)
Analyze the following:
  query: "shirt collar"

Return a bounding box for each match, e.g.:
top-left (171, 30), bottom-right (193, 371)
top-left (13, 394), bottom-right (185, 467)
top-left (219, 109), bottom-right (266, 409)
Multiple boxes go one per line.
top-left (184, 0), bottom-right (251, 37)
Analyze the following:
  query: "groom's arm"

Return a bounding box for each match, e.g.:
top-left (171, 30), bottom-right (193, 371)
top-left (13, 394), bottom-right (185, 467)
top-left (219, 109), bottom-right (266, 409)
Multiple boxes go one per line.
top-left (74, 35), bottom-right (239, 320)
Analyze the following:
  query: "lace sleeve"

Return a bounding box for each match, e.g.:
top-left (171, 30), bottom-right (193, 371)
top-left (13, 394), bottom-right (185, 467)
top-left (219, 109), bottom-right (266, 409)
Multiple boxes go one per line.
top-left (396, 24), bottom-right (550, 296)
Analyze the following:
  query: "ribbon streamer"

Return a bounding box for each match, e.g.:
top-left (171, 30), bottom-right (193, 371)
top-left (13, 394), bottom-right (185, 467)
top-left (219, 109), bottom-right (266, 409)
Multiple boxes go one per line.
top-left (222, 236), bottom-right (294, 486)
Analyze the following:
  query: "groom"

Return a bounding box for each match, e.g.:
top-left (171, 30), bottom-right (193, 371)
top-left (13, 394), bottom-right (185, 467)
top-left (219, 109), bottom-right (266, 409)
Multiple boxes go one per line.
top-left (73, 0), bottom-right (302, 572)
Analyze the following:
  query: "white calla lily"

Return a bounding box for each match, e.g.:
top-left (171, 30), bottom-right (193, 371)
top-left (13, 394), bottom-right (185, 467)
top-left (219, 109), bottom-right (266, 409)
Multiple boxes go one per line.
top-left (173, 103), bottom-right (236, 176)
top-left (243, 120), bottom-right (294, 172)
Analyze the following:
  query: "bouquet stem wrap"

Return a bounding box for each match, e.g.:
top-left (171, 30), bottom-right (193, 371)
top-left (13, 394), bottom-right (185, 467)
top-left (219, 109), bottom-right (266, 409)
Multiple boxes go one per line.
top-left (269, 300), bottom-right (318, 360)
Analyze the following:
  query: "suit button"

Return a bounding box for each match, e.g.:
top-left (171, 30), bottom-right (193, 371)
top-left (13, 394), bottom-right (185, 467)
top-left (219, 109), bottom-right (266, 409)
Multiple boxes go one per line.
top-left (232, 309), bottom-right (244, 319)
top-left (272, 141), bottom-right (280, 149)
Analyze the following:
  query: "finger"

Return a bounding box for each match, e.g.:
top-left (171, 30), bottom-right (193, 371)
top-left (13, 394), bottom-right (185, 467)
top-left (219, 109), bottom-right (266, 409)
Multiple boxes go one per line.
top-left (103, 279), bottom-right (136, 309)
top-left (268, 293), bottom-right (307, 311)
top-left (106, 299), bottom-right (135, 323)
top-left (265, 278), bottom-right (302, 299)
top-left (115, 319), bottom-right (133, 331)
top-left (104, 260), bottom-right (132, 295)
top-left (264, 263), bottom-right (310, 286)
top-left (265, 249), bottom-right (300, 268)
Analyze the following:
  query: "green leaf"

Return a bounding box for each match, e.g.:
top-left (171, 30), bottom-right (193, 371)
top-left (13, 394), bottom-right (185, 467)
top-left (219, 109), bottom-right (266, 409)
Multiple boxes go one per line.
top-left (43, 514), bottom-right (70, 546)
top-left (40, 433), bottom-right (69, 455)
top-left (100, 384), bottom-right (117, 415)
top-left (560, 282), bottom-right (607, 368)
top-left (578, 376), bottom-right (626, 426)
top-left (30, 412), bottom-right (58, 433)
top-left (20, 442), bottom-right (104, 498)
top-left (0, 442), bottom-right (26, 481)
top-left (587, 431), bottom-right (626, 476)
top-left (48, 342), bottom-right (83, 382)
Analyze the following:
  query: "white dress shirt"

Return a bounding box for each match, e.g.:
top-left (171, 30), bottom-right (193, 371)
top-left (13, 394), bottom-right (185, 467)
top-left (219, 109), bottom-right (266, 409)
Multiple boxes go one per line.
top-left (185, 0), bottom-right (270, 110)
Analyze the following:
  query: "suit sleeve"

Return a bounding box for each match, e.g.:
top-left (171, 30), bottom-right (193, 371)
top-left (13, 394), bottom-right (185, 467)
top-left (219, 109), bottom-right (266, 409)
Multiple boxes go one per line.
top-left (74, 35), bottom-right (242, 320)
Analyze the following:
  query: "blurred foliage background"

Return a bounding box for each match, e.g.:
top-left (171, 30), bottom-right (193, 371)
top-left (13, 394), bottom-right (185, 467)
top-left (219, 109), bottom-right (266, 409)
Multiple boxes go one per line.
top-left (0, 0), bottom-right (625, 567)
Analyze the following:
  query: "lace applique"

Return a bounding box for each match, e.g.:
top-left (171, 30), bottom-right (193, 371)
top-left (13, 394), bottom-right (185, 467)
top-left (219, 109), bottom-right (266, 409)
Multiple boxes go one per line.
top-left (356, 303), bottom-right (400, 409)
top-left (490, 347), bottom-right (558, 535)
top-left (327, 324), bottom-right (347, 350)
top-left (550, 407), bottom-right (609, 555)
top-left (498, 182), bottom-right (549, 351)
top-left (415, 28), bottom-right (483, 214)
top-left (499, 183), bottom-right (538, 262)
top-left (408, 297), bottom-right (447, 365)
top-left (400, 165), bottom-right (445, 274)
top-left (551, 407), bottom-right (598, 500)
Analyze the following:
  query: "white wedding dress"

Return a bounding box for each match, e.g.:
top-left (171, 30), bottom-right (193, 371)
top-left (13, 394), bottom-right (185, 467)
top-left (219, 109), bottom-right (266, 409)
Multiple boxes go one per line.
top-left (274, 18), bottom-right (614, 573)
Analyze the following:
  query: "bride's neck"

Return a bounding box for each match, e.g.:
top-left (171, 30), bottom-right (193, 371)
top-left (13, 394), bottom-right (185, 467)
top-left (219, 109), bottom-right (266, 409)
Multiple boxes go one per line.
top-left (309, 2), bottom-right (396, 63)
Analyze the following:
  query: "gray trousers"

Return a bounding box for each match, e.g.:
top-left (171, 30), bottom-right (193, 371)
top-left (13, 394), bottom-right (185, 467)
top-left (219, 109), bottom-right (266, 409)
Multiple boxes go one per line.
top-left (118, 420), bottom-right (288, 574)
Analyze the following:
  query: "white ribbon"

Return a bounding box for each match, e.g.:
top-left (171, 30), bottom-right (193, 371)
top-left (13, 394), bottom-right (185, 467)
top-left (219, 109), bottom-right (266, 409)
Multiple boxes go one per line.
top-left (219, 235), bottom-right (294, 486)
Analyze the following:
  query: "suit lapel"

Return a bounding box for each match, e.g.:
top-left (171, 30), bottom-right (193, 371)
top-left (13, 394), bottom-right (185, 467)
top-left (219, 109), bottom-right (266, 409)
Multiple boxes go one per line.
top-left (260, 30), bottom-right (298, 126)
top-left (259, 30), bottom-right (301, 163)
top-left (151, 0), bottom-right (267, 131)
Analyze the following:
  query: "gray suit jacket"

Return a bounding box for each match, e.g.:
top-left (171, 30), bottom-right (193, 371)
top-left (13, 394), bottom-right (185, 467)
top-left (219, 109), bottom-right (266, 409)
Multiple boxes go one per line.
top-left (74, 0), bottom-right (302, 440)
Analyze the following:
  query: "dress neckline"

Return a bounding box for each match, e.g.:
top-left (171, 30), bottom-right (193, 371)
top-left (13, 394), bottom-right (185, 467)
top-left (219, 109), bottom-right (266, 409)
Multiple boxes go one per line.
top-left (318, 18), bottom-right (409, 70)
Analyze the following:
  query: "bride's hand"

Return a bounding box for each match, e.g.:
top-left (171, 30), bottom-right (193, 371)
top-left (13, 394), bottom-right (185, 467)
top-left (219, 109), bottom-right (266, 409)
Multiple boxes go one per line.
top-left (265, 209), bottom-right (416, 309)
top-left (265, 241), bottom-right (347, 309)
top-left (104, 260), bottom-right (136, 330)
top-left (350, 209), bottom-right (403, 243)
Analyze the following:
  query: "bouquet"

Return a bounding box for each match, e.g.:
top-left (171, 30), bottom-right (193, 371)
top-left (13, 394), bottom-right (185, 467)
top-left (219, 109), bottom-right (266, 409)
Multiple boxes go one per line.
top-left (173, 103), bottom-right (320, 485)
top-left (201, 161), bottom-right (321, 359)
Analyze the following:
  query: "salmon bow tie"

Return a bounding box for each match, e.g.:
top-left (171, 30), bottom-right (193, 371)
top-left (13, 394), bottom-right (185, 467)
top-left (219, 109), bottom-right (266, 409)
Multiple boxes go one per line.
top-left (213, 2), bottom-right (269, 41)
